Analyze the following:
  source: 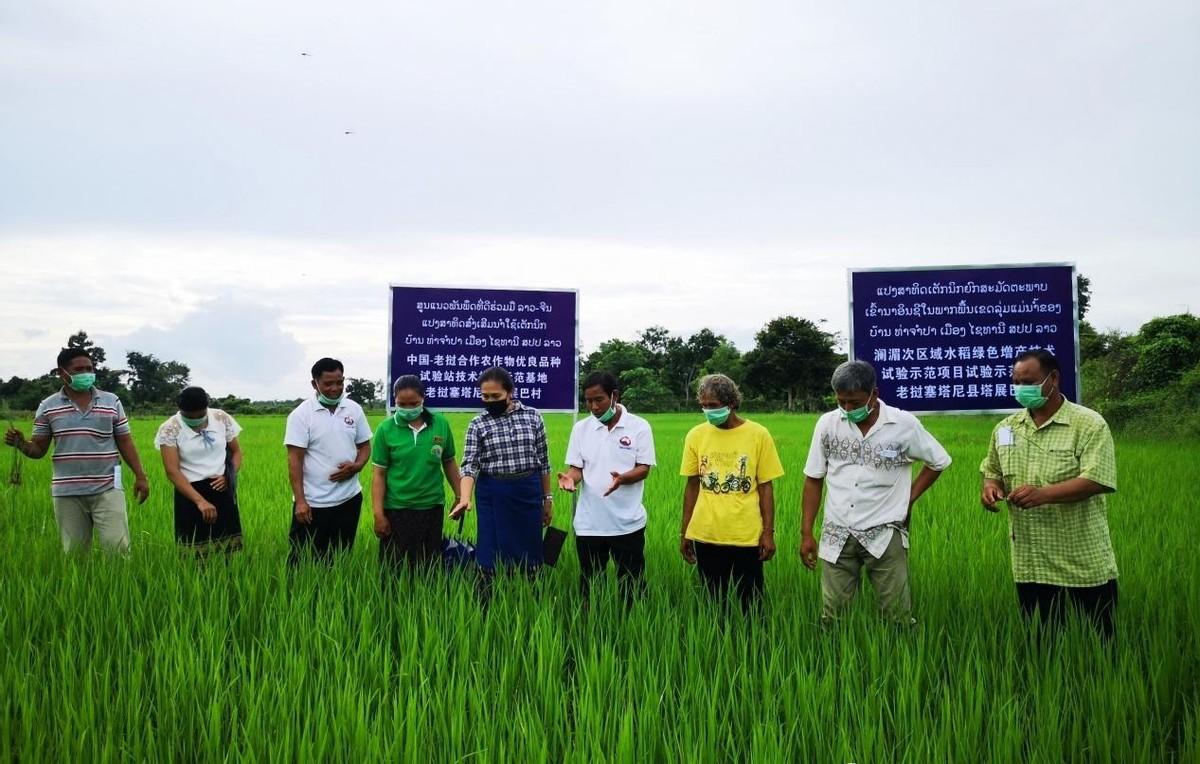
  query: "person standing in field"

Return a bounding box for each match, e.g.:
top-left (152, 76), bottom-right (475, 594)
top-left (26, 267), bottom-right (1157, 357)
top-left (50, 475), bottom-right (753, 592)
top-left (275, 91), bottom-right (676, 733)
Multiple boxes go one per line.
top-left (154, 386), bottom-right (244, 557)
top-left (980, 349), bottom-right (1119, 637)
top-left (798, 360), bottom-right (952, 626)
top-left (558, 371), bottom-right (656, 606)
top-left (370, 375), bottom-right (462, 572)
top-left (3, 347), bottom-right (150, 553)
top-left (284, 357), bottom-right (372, 565)
top-left (450, 366), bottom-right (552, 577)
top-left (679, 373), bottom-right (783, 611)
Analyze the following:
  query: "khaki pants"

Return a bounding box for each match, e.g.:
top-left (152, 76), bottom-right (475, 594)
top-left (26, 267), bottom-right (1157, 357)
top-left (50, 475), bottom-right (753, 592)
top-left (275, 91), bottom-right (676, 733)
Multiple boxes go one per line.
top-left (52, 489), bottom-right (130, 553)
top-left (821, 531), bottom-right (911, 624)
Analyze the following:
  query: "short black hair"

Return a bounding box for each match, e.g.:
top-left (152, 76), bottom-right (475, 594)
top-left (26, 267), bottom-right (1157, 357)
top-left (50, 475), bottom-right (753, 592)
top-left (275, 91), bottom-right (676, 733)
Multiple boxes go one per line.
top-left (311, 357), bottom-right (344, 379)
top-left (177, 386), bottom-right (210, 412)
top-left (1015, 349), bottom-right (1060, 376)
top-left (57, 347), bottom-right (91, 370)
top-left (477, 366), bottom-right (514, 392)
top-left (392, 374), bottom-right (426, 398)
top-left (582, 371), bottom-right (618, 396)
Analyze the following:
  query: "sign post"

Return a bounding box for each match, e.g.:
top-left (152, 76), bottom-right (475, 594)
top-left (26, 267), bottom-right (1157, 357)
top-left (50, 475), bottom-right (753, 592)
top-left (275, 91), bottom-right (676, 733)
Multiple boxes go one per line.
top-left (387, 285), bottom-right (579, 413)
top-left (848, 263), bottom-right (1079, 414)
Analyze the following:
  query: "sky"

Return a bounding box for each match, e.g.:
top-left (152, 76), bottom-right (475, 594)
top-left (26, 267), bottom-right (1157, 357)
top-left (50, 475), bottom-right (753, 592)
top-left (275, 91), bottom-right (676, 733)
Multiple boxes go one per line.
top-left (2, 0), bottom-right (1197, 400)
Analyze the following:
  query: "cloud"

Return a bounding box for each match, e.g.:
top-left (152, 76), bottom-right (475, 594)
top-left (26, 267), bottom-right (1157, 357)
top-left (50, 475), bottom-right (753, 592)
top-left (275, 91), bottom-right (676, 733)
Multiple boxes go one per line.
top-left (103, 294), bottom-right (307, 400)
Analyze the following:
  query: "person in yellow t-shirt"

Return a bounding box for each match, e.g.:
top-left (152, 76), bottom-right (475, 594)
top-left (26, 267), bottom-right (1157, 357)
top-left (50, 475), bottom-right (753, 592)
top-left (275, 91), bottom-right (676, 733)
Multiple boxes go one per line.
top-left (680, 373), bottom-right (784, 610)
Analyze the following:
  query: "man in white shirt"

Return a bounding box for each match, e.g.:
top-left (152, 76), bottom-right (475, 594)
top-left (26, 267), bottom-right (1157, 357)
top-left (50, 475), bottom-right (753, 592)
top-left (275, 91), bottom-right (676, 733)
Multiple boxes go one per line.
top-left (799, 360), bottom-right (952, 625)
top-left (285, 357), bottom-right (372, 564)
top-left (558, 371), bottom-right (656, 605)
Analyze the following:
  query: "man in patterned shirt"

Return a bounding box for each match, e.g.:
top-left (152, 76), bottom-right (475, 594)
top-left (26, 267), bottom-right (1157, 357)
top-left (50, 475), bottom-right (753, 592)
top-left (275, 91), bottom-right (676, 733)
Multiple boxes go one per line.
top-left (800, 360), bottom-right (952, 625)
top-left (980, 349), bottom-right (1119, 637)
top-left (4, 346), bottom-right (150, 553)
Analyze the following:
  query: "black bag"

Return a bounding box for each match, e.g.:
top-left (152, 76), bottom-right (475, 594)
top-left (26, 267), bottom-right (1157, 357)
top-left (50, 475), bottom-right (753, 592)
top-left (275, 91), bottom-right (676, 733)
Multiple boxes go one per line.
top-left (542, 526), bottom-right (568, 567)
top-left (441, 516), bottom-right (476, 569)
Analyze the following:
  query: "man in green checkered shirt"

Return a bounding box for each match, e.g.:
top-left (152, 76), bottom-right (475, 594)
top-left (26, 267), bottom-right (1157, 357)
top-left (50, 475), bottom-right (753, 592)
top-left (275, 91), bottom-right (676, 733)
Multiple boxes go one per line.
top-left (980, 349), bottom-right (1118, 636)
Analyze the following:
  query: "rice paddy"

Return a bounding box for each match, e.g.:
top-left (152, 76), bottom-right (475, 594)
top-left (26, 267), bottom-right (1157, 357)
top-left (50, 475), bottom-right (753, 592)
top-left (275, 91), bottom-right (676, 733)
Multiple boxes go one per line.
top-left (1, 412), bottom-right (1196, 762)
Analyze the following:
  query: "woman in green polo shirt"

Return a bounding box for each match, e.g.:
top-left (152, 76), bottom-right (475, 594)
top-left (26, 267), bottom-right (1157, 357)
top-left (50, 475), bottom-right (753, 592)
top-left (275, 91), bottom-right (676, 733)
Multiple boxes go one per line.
top-left (371, 375), bottom-right (462, 571)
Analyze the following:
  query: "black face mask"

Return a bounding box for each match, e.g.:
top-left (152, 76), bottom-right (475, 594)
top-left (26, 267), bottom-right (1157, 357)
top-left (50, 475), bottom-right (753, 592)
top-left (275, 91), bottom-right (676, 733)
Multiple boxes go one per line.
top-left (483, 399), bottom-right (509, 416)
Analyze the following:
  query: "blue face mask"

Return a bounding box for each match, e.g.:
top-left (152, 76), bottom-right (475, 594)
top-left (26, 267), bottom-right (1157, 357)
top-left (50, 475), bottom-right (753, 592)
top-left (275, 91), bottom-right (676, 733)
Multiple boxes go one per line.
top-left (394, 405), bottom-right (424, 423)
top-left (317, 391), bottom-right (343, 407)
top-left (67, 372), bottom-right (96, 392)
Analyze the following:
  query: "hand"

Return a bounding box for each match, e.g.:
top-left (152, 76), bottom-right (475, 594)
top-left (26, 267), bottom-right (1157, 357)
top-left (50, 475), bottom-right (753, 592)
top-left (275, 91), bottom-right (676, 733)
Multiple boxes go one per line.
top-left (602, 471), bottom-right (623, 497)
top-left (542, 497), bottom-right (553, 527)
top-left (4, 427), bottom-right (24, 448)
top-left (799, 534), bottom-right (818, 570)
top-left (680, 537), bottom-right (696, 565)
top-left (373, 513), bottom-right (391, 539)
top-left (759, 530), bottom-right (776, 561)
top-left (981, 483), bottom-right (1007, 512)
top-left (133, 476), bottom-right (150, 504)
top-left (1007, 484), bottom-right (1048, 509)
top-left (556, 472), bottom-right (576, 492)
top-left (448, 497), bottom-right (471, 520)
top-left (210, 474), bottom-right (228, 492)
top-left (328, 462), bottom-right (359, 482)
top-left (197, 498), bottom-right (218, 524)
top-left (294, 500), bottom-right (314, 525)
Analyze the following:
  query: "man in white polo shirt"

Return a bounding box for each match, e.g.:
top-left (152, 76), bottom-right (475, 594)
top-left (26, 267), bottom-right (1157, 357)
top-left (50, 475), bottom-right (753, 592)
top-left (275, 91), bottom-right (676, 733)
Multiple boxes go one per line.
top-left (799, 360), bottom-right (952, 625)
top-left (285, 357), bottom-right (372, 564)
top-left (558, 371), bottom-right (656, 606)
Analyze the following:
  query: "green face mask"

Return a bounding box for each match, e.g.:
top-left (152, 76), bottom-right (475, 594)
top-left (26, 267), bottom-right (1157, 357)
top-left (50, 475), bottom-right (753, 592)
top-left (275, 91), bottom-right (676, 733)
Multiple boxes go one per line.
top-left (66, 372), bottom-right (96, 392)
top-left (317, 392), bottom-right (343, 407)
top-left (1013, 375), bottom-right (1051, 409)
top-left (842, 402), bottom-right (873, 424)
top-left (703, 406), bottom-right (731, 426)
top-left (596, 402), bottom-right (617, 424)
top-left (394, 405), bottom-right (424, 423)
top-left (180, 414), bottom-right (208, 428)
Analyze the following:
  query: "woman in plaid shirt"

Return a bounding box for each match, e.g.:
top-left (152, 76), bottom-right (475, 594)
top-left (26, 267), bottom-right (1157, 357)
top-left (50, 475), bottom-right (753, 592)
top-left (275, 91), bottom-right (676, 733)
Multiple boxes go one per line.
top-left (451, 367), bottom-right (552, 576)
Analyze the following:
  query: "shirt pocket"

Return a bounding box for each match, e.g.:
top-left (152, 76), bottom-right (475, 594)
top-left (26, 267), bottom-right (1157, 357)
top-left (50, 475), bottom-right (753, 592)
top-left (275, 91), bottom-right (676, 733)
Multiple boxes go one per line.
top-left (1039, 448), bottom-right (1079, 485)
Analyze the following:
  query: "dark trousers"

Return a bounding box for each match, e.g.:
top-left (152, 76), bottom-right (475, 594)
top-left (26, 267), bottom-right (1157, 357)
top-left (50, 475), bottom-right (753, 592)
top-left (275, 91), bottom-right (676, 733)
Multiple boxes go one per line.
top-left (379, 506), bottom-right (443, 572)
top-left (1016, 579), bottom-right (1118, 638)
top-left (173, 479), bottom-right (243, 555)
top-left (576, 528), bottom-right (646, 605)
top-left (694, 541), bottom-right (763, 611)
top-left (288, 493), bottom-right (362, 565)
top-left (475, 473), bottom-right (543, 574)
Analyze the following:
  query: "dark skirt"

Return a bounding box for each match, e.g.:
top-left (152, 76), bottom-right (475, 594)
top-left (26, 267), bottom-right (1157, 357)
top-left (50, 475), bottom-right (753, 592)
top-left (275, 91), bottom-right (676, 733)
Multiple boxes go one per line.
top-left (475, 473), bottom-right (543, 573)
top-left (174, 478), bottom-right (243, 554)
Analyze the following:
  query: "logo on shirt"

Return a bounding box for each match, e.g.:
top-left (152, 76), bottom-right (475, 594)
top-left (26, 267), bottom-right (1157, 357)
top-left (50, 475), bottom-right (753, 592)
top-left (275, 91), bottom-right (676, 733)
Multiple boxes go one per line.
top-left (699, 454), bottom-right (752, 494)
top-left (344, 416), bottom-right (356, 426)
top-left (619, 436), bottom-right (633, 448)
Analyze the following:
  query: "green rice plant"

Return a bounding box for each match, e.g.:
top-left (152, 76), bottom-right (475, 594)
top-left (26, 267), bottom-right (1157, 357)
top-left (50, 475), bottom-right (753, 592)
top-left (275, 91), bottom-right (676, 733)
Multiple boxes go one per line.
top-left (0, 413), bottom-right (1195, 762)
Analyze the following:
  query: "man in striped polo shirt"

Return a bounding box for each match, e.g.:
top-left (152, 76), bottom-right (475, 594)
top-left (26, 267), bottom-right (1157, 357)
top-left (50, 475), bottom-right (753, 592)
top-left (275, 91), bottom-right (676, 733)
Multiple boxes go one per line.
top-left (4, 347), bottom-right (150, 553)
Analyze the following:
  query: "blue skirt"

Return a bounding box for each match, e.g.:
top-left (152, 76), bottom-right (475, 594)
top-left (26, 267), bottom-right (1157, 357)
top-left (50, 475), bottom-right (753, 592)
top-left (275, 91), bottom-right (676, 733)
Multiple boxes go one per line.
top-left (475, 473), bottom-right (543, 573)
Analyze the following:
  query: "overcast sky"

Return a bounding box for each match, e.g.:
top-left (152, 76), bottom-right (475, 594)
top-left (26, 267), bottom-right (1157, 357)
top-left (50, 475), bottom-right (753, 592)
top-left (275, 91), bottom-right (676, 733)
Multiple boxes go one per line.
top-left (2, 0), bottom-right (1197, 399)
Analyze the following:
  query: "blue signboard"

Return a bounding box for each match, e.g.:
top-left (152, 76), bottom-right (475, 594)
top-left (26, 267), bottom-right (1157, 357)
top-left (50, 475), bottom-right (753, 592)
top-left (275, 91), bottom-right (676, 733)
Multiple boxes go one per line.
top-left (848, 264), bottom-right (1079, 413)
top-left (388, 285), bottom-right (579, 412)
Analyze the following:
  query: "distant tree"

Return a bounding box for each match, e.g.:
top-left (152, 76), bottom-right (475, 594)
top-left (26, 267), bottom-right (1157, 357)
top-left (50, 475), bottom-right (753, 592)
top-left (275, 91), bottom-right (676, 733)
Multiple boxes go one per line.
top-left (346, 377), bottom-right (382, 406)
top-left (699, 340), bottom-right (746, 388)
top-left (124, 351), bottom-right (190, 406)
top-left (743, 316), bottom-right (840, 411)
top-left (619, 367), bottom-right (676, 413)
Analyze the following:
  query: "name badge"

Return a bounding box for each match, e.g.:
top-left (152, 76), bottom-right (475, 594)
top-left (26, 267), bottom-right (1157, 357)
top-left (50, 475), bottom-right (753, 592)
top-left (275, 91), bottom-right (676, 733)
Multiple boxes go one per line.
top-left (998, 426), bottom-right (1014, 447)
top-left (880, 449), bottom-right (899, 459)
top-left (113, 464), bottom-right (124, 490)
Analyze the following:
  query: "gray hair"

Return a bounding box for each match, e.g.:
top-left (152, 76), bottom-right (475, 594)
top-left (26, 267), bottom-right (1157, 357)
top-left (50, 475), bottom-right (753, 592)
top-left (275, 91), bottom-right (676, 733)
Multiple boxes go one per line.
top-left (831, 360), bottom-right (876, 394)
top-left (696, 373), bottom-right (743, 408)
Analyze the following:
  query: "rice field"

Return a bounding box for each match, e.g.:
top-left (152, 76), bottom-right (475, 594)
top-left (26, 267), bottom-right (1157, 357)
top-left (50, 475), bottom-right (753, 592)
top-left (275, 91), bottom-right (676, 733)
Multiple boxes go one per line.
top-left (1, 412), bottom-right (1196, 762)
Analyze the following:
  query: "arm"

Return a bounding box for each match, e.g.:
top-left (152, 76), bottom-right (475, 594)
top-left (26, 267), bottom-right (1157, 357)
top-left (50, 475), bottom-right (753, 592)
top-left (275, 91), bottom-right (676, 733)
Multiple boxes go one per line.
top-left (557, 465), bottom-right (584, 492)
top-left (450, 421), bottom-right (480, 518)
top-left (680, 475), bottom-right (700, 564)
top-left (161, 446), bottom-right (216, 522)
top-left (603, 464), bottom-right (651, 497)
top-left (906, 465), bottom-right (944, 524)
top-left (442, 459), bottom-right (462, 503)
top-left (115, 432), bottom-right (150, 504)
top-left (5, 429), bottom-right (51, 459)
top-left (799, 476), bottom-right (823, 569)
top-left (227, 437), bottom-right (243, 473)
top-left (371, 466), bottom-right (390, 538)
top-left (287, 445), bottom-right (312, 524)
top-left (451, 475), bottom-right (475, 519)
top-left (758, 480), bottom-right (776, 561)
top-left (330, 441), bottom-right (371, 482)
top-left (1008, 477), bottom-right (1113, 509)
